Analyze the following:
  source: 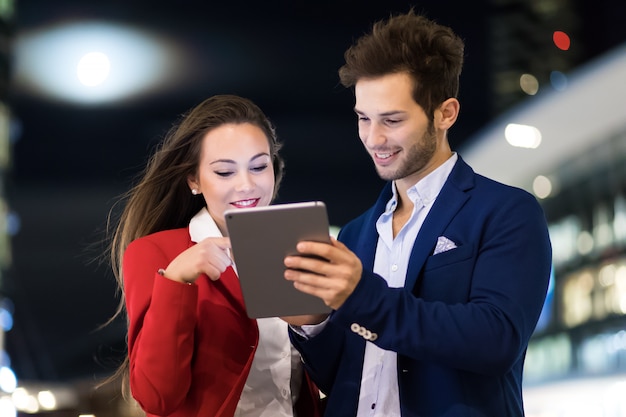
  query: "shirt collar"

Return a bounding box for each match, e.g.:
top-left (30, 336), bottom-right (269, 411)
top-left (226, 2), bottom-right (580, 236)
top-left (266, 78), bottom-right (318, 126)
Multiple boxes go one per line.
top-left (388, 152), bottom-right (458, 210)
top-left (189, 207), bottom-right (223, 243)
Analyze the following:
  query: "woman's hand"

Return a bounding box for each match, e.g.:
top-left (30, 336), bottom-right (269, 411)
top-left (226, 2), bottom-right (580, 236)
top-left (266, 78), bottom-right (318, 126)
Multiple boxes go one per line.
top-left (160, 237), bottom-right (232, 283)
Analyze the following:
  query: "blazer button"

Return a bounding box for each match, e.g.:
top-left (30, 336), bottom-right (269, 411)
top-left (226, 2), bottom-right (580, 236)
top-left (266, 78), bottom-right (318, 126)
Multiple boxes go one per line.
top-left (351, 323), bottom-right (360, 333)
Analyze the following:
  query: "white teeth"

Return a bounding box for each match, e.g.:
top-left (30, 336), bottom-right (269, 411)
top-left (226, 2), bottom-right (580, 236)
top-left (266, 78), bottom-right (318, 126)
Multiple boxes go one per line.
top-left (376, 152), bottom-right (393, 159)
top-left (236, 199), bottom-right (256, 207)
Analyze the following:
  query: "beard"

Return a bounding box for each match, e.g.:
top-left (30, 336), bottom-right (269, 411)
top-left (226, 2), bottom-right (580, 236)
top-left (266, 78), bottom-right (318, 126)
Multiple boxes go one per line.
top-left (375, 123), bottom-right (437, 181)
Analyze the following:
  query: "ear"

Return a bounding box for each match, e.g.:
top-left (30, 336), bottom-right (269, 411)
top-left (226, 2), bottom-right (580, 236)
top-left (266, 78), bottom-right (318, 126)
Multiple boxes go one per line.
top-left (187, 175), bottom-right (199, 192)
top-left (435, 98), bottom-right (460, 130)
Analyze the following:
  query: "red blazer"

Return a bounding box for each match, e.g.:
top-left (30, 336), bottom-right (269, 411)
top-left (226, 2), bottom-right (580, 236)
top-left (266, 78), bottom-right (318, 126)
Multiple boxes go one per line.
top-left (123, 228), bottom-right (323, 417)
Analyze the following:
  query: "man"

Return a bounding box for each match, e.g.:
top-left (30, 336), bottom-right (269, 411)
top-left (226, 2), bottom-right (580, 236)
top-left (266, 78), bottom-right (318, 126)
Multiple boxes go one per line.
top-left (282, 9), bottom-right (552, 417)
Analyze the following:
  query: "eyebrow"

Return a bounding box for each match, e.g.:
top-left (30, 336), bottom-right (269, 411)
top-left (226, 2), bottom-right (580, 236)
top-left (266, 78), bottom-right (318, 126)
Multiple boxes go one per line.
top-left (354, 108), bottom-right (406, 117)
top-left (209, 152), bottom-right (270, 165)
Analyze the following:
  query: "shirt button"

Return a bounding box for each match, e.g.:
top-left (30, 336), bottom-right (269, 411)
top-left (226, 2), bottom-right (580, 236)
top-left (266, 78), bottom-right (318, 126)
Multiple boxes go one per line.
top-left (391, 264), bottom-right (398, 272)
top-left (281, 388), bottom-right (289, 398)
top-left (371, 403), bottom-right (376, 409)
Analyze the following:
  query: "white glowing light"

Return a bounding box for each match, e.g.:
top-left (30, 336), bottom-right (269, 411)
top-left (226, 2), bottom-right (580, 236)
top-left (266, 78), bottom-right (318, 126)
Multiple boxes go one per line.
top-left (504, 123), bottom-right (542, 149)
top-left (11, 388), bottom-right (39, 413)
top-left (37, 390), bottom-right (57, 410)
top-left (13, 21), bottom-right (183, 104)
top-left (532, 175), bottom-right (552, 199)
top-left (77, 51), bottom-right (110, 86)
top-left (0, 367), bottom-right (16, 393)
top-left (0, 396), bottom-right (16, 417)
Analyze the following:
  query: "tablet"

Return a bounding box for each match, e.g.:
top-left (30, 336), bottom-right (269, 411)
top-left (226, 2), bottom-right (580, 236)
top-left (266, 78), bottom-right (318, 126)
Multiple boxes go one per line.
top-left (224, 201), bottom-right (333, 319)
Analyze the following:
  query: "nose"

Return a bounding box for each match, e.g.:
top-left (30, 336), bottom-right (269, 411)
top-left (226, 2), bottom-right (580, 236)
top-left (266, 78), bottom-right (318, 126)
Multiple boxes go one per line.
top-left (360, 121), bottom-right (386, 148)
top-left (235, 172), bottom-right (254, 192)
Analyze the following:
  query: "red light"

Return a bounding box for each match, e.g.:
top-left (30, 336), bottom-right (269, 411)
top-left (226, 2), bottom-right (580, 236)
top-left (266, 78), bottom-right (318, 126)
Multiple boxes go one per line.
top-left (553, 31), bottom-right (571, 51)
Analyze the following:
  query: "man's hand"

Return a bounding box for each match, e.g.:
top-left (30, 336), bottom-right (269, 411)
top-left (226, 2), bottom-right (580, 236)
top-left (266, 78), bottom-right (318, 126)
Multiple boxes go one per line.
top-left (284, 237), bottom-right (362, 310)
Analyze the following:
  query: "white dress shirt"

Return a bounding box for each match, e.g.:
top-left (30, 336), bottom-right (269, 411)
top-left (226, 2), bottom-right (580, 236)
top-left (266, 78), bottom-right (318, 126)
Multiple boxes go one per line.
top-left (189, 208), bottom-right (303, 417)
top-left (356, 153), bottom-right (457, 417)
top-left (294, 154), bottom-right (457, 416)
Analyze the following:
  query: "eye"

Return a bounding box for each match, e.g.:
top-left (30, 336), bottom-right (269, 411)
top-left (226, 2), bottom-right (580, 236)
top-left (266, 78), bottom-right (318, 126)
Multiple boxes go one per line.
top-left (385, 118), bottom-right (401, 125)
top-left (250, 163), bottom-right (269, 173)
top-left (214, 170), bottom-right (234, 178)
top-left (357, 116), bottom-right (370, 122)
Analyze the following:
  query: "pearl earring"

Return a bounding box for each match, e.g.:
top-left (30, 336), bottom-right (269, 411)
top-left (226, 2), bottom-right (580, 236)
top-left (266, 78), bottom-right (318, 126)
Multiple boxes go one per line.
top-left (191, 188), bottom-right (199, 195)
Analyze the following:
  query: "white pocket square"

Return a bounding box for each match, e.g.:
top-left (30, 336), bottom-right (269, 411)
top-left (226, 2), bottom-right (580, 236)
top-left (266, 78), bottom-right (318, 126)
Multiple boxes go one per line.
top-left (434, 236), bottom-right (457, 255)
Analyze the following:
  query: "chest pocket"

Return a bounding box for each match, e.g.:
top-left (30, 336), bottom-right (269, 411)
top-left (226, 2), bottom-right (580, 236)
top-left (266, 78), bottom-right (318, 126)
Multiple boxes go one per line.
top-left (418, 243), bottom-right (475, 302)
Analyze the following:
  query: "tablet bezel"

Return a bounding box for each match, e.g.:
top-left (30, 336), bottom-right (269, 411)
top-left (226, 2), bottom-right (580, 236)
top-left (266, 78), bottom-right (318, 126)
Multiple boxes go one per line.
top-left (224, 201), bottom-right (332, 319)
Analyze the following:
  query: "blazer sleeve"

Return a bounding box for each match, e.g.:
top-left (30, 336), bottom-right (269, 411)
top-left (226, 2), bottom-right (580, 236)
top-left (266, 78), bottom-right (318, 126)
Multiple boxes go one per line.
top-left (330, 188), bottom-right (552, 376)
top-left (123, 236), bottom-right (199, 415)
top-left (289, 317), bottom-right (348, 395)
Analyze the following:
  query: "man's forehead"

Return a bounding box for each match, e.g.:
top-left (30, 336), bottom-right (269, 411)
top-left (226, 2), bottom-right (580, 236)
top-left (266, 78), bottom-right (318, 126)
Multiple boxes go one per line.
top-left (355, 74), bottom-right (414, 104)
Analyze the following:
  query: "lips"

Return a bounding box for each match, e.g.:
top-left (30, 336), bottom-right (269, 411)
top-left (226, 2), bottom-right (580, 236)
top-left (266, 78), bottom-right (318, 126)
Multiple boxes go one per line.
top-left (231, 198), bottom-right (260, 208)
top-left (373, 149), bottom-right (401, 165)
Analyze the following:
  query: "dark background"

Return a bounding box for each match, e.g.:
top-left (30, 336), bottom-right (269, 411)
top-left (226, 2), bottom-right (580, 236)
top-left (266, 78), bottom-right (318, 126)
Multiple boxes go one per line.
top-left (3, 0), bottom-right (626, 384)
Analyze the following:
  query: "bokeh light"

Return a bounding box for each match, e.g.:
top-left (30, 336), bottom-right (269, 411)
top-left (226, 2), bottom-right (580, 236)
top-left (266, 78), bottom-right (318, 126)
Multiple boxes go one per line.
top-left (76, 51), bottom-right (111, 87)
top-left (520, 73), bottom-right (540, 95)
top-left (13, 21), bottom-right (183, 104)
top-left (553, 30), bottom-right (571, 51)
top-left (504, 123), bottom-right (542, 149)
top-left (0, 367), bottom-right (17, 393)
top-left (550, 70), bottom-right (568, 91)
top-left (533, 175), bottom-right (553, 199)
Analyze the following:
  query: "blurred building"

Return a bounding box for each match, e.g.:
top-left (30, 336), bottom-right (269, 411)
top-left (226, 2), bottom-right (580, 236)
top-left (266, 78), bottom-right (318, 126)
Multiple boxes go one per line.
top-left (523, 85), bottom-right (626, 414)
top-left (463, 33), bottom-right (626, 417)
top-left (487, 0), bottom-right (582, 115)
top-left (468, 6), bottom-right (626, 413)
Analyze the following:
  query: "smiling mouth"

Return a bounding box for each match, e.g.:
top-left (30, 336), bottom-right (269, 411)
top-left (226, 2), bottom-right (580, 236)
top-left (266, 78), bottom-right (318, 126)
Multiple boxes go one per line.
top-left (374, 150), bottom-right (400, 160)
top-left (231, 198), bottom-right (260, 208)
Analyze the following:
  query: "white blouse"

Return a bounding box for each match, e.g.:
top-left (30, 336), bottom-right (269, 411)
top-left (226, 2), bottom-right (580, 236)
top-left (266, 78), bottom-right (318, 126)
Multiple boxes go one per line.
top-left (189, 208), bottom-right (303, 417)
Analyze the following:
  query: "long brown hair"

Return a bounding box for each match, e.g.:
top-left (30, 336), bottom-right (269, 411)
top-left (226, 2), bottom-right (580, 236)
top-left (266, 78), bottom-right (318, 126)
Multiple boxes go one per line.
top-left (104, 94), bottom-right (284, 393)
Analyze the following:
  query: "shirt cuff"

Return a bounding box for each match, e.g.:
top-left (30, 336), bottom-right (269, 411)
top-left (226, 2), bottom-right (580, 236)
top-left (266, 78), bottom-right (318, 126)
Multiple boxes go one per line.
top-left (289, 316), bottom-right (329, 339)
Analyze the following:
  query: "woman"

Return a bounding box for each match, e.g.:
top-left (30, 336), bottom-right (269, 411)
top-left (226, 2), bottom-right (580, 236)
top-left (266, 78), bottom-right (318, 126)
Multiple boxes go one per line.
top-left (108, 95), bottom-right (323, 417)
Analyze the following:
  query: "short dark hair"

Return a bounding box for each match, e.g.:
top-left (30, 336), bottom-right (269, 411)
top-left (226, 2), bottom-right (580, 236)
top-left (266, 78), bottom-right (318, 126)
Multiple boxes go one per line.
top-left (339, 9), bottom-right (465, 120)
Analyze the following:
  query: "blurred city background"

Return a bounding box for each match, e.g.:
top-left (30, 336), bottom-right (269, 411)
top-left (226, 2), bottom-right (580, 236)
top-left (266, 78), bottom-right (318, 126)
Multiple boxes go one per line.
top-left (1, 0), bottom-right (625, 416)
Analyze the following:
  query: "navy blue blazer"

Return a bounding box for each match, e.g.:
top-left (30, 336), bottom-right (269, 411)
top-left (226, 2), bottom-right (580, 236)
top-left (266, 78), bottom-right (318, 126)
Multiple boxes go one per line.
top-left (290, 156), bottom-right (552, 417)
